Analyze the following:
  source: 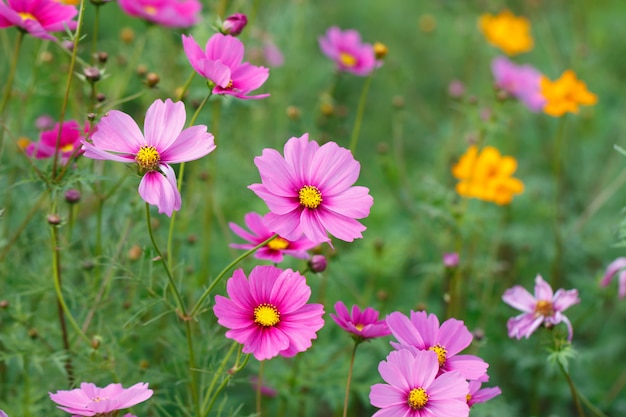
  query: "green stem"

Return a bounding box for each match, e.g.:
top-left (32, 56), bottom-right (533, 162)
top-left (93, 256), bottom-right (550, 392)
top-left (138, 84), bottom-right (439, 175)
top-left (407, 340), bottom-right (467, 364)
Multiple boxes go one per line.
top-left (145, 203), bottom-right (186, 316)
top-left (551, 117), bottom-right (567, 288)
top-left (189, 234), bottom-right (277, 317)
top-left (557, 361), bottom-right (586, 417)
top-left (203, 353), bottom-right (251, 417)
top-left (348, 73), bottom-right (374, 153)
top-left (176, 71), bottom-right (196, 101)
top-left (52, 0), bottom-right (86, 180)
top-left (185, 320), bottom-right (200, 417)
top-left (91, 5), bottom-right (100, 65)
top-left (201, 341), bottom-right (238, 415)
top-left (342, 342), bottom-right (359, 417)
top-left (256, 360), bottom-right (265, 416)
top-left (0, 30), bottom-right (24, 122)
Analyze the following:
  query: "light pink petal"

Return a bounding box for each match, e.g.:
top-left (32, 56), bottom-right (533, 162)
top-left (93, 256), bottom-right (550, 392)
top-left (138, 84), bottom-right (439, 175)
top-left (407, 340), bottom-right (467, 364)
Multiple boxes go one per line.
top-left (444, 355), bottom-right (489, 381)
top-left (369, 384), bottom-right (407, 408)
top-left (502, 285), bottom-right (536, 313)
top-left (300, 210), bottom-right (331, 244)
top-left (436, 318), bottom-right (472, 356)
top-left (410, 311), bottom-right (439, 346)
top-left (253, 148), bottom-right (300, 196)
top-left (230, 62), bottom-right (269, 93)
top-left (601, 257), bottom-right (626, 286)
top-left (323, 186), bottom-right (373, 219)
top-left (309, 141), bottom-right (360, 194)
top-left (534, 274), bottom-right (554, 300)
top-left (426, 399), bottom-right (469, 417)
top-left (205, 33), bottom-right (244, 68)
top-left (262, 211), bottom-right (303, 242)
top-left (507, 313), bottom-right (543, 339)
top-left (198, 58), bottom-right (232, 86)
top-left (143, 99), bottom-right (186, 151)
top-left (409, 350), bottom-right (439, 388)
top-left (386, 311), bottom-right (426, 348)
top-left (316, 209), bottom-right (365, 242)
top-left (160, 125), bottom-right (215, 163)
top-left (90, 110), bottom-right (144, 154)
top-left (138, 165), bottom-right (181, 217)
top-left (225, 269), bottom-right (256, 309)
top-left (426, 370), bottom-right (468, 400)
top-left (378, 351), bottom-right (412, 390)
top-left (182, 34), bottom-right (209, 76)
top-left (283, 134), bottom-right (318, 184)
top-left (81, 141), bottom-right (136, 162)
top-left (553, 289), bottom-right (580, 312)
top-left (619, 270), bottom-right (626, 298)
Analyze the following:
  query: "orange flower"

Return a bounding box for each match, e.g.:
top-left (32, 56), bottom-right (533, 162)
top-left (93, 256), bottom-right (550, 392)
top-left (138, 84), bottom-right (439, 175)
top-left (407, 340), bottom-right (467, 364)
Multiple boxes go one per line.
top-left (479, 10), bottom-right (533, 55)
top-left (540, 70), bottom-right (597, 117)
top-left (452, 145), bottom-right (524, 205)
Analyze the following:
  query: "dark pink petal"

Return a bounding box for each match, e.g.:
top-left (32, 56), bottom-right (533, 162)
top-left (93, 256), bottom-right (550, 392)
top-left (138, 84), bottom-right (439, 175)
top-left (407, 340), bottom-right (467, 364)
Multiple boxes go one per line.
top-left (601, 257), bottom-right (626, 287)
top-left (270, 269), bottom-right (310, 313)
top-left (224, 269), bottom-right (255, 309)
top-left (205, 33), bottom-right (244, 68)
top-left (90, 110), bottom-right (144, 154)
top-left (137, 165), bottom-right (181, 217)
top-left (248, 265), bottom-right (281, 302)
top-left (182, 34), bottom-right (208, 76)
top-left (502, 285), bottom-right (535, 313)
top-left (199, 58), bottom-right (232, 86)
top-left (245, 327), bottom-right (290, 360)
top-left (160, 125), bottom-right (215, 164)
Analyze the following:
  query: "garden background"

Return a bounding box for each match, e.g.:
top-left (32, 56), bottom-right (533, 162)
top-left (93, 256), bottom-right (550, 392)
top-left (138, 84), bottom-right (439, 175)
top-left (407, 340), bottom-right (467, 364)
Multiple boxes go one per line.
top-left (1, 0), bottom-right (626, 416)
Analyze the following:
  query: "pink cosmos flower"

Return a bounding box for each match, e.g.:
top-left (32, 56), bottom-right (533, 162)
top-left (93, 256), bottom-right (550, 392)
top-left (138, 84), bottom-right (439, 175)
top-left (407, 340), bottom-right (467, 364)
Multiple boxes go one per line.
top-left (182, 33), bottom-right (269, 100)
top-left (117, 0), bottom-right (200, 28)
top-left (82, 98), bottom-right (215, 216)
top-left (213, 265), bottom-right (325, 361)
top-left (386, 310), bottom-right (489, 381)
top-left (502, 274), bottom-right (580, 341)
top-left (49, 381), bottom-right (153, 416)
top-left (25, 120), bottom-right (85, 163)
top-left (467, 380), bottom-right (502, 407)
top-left (0, 410), bottom-right (7, 417)
top-left (248, 133), bottom-right (373, 244)
top-left (222, 12), bottom-right (247, 36)
top-left (492, 56), bottom-right (546, 112)
top-left (0, 0), bottom-right (77, 40)
top-left (370, 349), bottom-right (470, 417)
top-left (229, 211), bottom-right (318, 263)
top-left (319, 26), bottom-right (376, 76)
top-left (601, 257), bottom-right (626, 298)
top-left (330, 301), bottom-right (391, 341)
top-left (263, 40), bottom-right (284, 67)
top-left (442, 252), bottom-right (459, 268)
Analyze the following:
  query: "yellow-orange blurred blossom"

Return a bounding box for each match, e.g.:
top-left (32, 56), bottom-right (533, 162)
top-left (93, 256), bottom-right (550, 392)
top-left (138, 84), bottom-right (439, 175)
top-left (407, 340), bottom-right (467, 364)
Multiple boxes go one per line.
top-left (479, 10), bottom-right (533, 55)
top-left (452, 145), bottom-right (524, 205)
top-left (540, 70), bottom-right (597, 117)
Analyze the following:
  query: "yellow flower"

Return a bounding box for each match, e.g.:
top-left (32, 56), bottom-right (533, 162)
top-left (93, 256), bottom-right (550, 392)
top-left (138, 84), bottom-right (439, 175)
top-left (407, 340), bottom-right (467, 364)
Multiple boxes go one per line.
top-left (479, 10), bottom-right (533, 55)
top-left (452, 145), bottom-right (524, 205)
top-left (540, 70), bottom-right (597, 117)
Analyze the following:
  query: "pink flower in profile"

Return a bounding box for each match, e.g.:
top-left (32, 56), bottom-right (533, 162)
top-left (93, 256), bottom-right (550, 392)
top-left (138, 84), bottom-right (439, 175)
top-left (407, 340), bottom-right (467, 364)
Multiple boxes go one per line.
top-left (502, 274), bottom-right (580, 341)
top-left (248, 134), bottom-right (373, 244)
top-left (319, 26), bottom-right (376, 76)
top-left (492, 56), bottom-right (546, 112)
top-left (49, 382), bottom-right (153, 416)
top-left (229, 212), bottom-right (318, 263)
top-left (222, 12), bottom-right (247, 36)
top-left (25, 120), bottom-right (85, 163)
top-left (330, 301), bottom-right (391, 341)
top-left (386, 310), bottom-right (489, 381)
top-left (117, 0), bottom-right (200, 28)
top-left (467, 380), bottom-right (502, 407)
top-left (82, 98), bottom-right (215, 216)
top-left (182, 33), bottom-right (269, 100)
top-left (369, 349), bottom-right (470, 417)
top-left (0, 0), bottom-right (77, 40)
top-left (213, 265), bottom-right (325, 361)
top-left (601, 257), bottom-right (626, 299)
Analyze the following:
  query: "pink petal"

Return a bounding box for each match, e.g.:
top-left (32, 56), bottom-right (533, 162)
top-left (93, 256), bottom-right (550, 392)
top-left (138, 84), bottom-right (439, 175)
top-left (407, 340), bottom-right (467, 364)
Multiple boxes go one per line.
top-left (533, 274), bottom-right (554, 300)
top-left (138, 165), bottom-right (181, 217)
top-left (90, 110), bottom-right (144, 154)
top-left (160, 125), bottom-right (215, 163)
top-left (502, 285), bottom-right (535, 313)
top-left (143, 99), bottom-right (186, 151)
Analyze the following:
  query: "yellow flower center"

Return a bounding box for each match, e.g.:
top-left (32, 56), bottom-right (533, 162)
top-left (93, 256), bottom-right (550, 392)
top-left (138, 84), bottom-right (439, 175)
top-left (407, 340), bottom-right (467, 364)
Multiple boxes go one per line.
top-left (143, 5), bottom-right (157, 15)
top-left (534, 300), bottom-right (554, 317)
top-left (254, 303), bottom-right (280, 327)
top-left (355, 323), bottom-right (365, 331)
top-left (298, 185), bottom-right (322, 209)
top-left (91, 396), bottom-right (107, 403)
top-left (135, 145), bottom-right (161, 171)
top-left (466, 393), bottom-right (472, 403)
top-left (60, 144), bottom-right (74, 153)
top-left (18, 12), bottom-right (37, 22)
top-left (407, 387), bottom-right (429, 409)
top-left (339, 52), bottom-right (357, 67)
top-left (225, 79), bottom-right (233, 89)
top-left (428, 344), bottom-right (448, 367)
top-left (267, 237), bottom-right (289, 251)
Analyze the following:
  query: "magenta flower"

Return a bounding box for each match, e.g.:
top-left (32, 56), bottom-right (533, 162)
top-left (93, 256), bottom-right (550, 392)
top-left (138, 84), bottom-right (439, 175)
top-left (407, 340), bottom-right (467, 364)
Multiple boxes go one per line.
top-left (319, 26), bottom-right (376, 76)
top-left (229, 211), bottom-right (317, 263)
top-left (370, 349), bottom-right (470, 417)
top-left (386, 310), bottom-right (488, 381)
top-left (601, 257), bottom-right (626, 299)
top-left (182, 33), bottom-right (269, 100)
top-left (213, 265), bottom-right (325, 361)
top-left (25, 120), bottom-right (85, 163)
top-left (82, 98), bottom-right (215, 216)
top-left (330, 301), bottom-right (391, 341)
top-left (249, 133), bottom-right (373, 244)
top-left (492, 56), bottom-right (546, 112)
top-left (222, 12), bottom-right (247, 36)
top-left (0, 0), bottom-right (77, 40)
top-left (117, 0), bottom-right (200, 28)
top-left (502, 274), bottom-right (580, 341)
top-left (442, 252), bottom-right (459, 268)
top-left (467, 380), bottom-right (501, 407)
top-left (49, 382), bottom-right (153, 416)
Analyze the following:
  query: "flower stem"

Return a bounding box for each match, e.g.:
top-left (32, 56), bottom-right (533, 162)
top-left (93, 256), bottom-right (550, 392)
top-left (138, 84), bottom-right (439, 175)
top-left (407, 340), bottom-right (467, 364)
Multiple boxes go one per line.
top-left (145, 203), bottom-right (186, 317)
top-left (342, 342), bottom-right (359, 417)
top-left (550, 117), bottom-right (567, 288)
top-left (189, 234), bottom-right (278, 317)
top-left (201, 341), bottom-right (239, 415)
top-left (348, 73), bottom-right (374, 154)
top-left (185, 319), bottom-right (200, 417)
top-left (557, 361), bottom-right (586, 417)
top-left (0, 30), bottom-right (24, 124)
top-left (256, 360), bottom-right (265, 416)
top-left (176, 71), bottom-right (196, 101)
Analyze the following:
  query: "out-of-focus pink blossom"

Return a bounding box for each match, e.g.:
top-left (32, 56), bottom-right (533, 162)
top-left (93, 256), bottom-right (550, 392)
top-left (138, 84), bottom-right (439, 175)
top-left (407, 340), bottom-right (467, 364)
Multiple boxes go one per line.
top-left (443, 252), bottom-right (459, 268)
top-left (222, 13), bottom-right (247, 36)
top-left (492, 56), bottom-right (546, 112)
top-left (263, 39), bottom-right (284, 67)
top-left (330, 301), bottom-right (390, 341)
top-left (0, 0), bottom-right (77, 40)
top-left (319, 26), bottom-right (376, 76)
top-left (601, 257), bottom-right (626, 299)
top-left (26, 120), bottom-right (86, 163)
top-left (49, 382), bottom-right (153, 416)
top-left (118, 0), bottom-right (201, 28)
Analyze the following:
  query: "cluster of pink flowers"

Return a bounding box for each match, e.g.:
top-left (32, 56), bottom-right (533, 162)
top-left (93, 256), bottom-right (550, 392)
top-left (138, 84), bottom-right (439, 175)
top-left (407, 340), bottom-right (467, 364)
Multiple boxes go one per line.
top-left (49, 382), bottom-right (153, 416)
top-left (0, 0), bottom-right (77, 40)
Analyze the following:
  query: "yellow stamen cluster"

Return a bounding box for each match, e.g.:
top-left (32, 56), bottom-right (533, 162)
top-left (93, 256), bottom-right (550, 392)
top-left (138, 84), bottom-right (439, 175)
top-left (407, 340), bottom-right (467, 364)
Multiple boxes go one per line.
top-left (135, 145), bottom-right (161, 171)
top-left (339, 52), bottom-right (357, 67)
top-left (428, 344), bottom-right (448, 367)
top-left (452, 145), bottom-right (524, 205)
top-left (534, 300), bottom-right (554, 317)
top-left (18, 12), bottom-right (37, 22)
top-left (254, 303), bottom-right (280, 327)
top-left (407, 387), bottom-right (429, 409)
top-left (298, 185), bottom-right (322, 209)
top-left (267, 237), bottom-right (289, 251)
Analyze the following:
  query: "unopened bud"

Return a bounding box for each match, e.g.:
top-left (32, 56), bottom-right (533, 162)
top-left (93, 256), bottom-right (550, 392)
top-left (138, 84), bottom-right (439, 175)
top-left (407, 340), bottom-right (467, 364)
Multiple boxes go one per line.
top-left (222, 13), bottom-right (248, 36)
top-left (91, 335), bottom-right (102, 349)
top-left (65, 189), bottom-right (81, 204)
top-left (28, 328), bottom-right (39, 339)
top-left (0, 300), bottom-right (8, 309)
top-left (308, 255), bottom-right (327, 273)
top-left (320, 102), bottom-right (334, 116)
top-left (40, 51), bottom-right (54, 63)
top-left (97, 51), bottom-right (108, 64)
top-left (96, 93), bottom-right (106, 102)
top-left (392, 96), bottom-right (405, 109)
top-left (286, 106), bottom-right (301, 120)
top-left (128, 244), bottom-right (142, 261)
top-left (87, 112), bottom-right (97, 121)
top-left (136, 64), bottom-right (148, 76)
top-left (146, 72), bottom-right (160, 88)
top-left (373, 42), bottom-right (388, 60)
top-left (120, 27), bottom-right (135, 44)
top-left (83, 66), bottom-right (101, 82)
top-left (47, 214), bottom-right (62, 225)
top-left (448, 80), bottom-right (465, 98)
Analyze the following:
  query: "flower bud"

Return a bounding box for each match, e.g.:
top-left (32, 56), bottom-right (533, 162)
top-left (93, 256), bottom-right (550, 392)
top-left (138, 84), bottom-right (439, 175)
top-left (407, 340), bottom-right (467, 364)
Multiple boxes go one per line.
top-left (0, 300), bottom-right (8, 309)
top-left (373, 42), bottom-right (388, 60)
top-left (91, 335), bottom-right (102, 349)
top-left (96, 93), bottom-right (106, 102)
top-left (65, 189), bottom-right (81, 204)
top-left (128, 244), bottom-right (142, 261)
top-left (308, 255), bottom-right (327, 273)
top-left (146, 72), bottom-right (160, 88)
top-left (286, 105), bottom-right (301, 120)
top-left (222, 13), bottom-right (247, 36)
top-left (136, 64), bottom-right (148, 76)
top-left (83, 66), bottom-right (101, 82)
top-left (97, 51), bottom-right (108, 64)
top-left (47, 214), bottom-right (62, 225)
top-left (120, 27), bottom-right (134, 43)
top-left (447, 80), bottom-right (465, 98)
